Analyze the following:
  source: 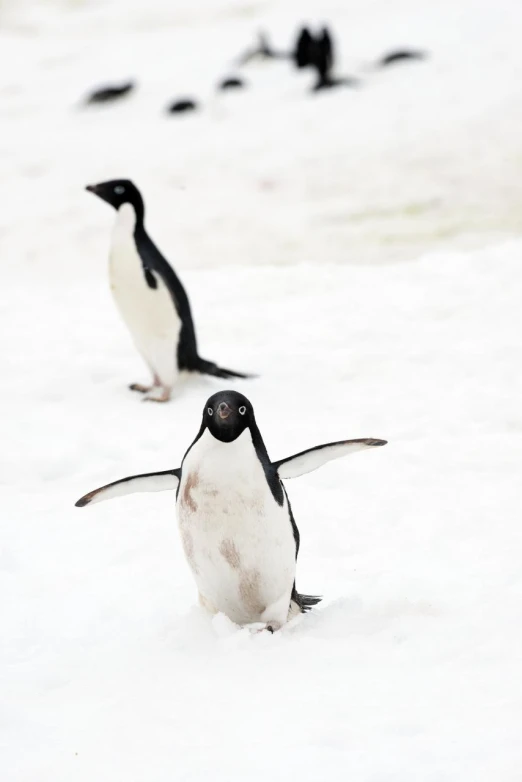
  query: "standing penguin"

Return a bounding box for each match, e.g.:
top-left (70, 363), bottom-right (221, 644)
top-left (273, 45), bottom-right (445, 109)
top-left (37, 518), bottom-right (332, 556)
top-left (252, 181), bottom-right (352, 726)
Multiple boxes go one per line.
top-left (75, 390), bottom-right (387, 631)
top-left (86, 179), bottom-right (250, 402)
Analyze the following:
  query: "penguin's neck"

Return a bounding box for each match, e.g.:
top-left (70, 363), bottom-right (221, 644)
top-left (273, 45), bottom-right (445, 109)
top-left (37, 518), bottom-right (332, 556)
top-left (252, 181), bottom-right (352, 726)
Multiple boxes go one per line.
top-left (185, 428), bottom-right (263, 485)
top-left (112, 202), bottom-right (143, 245)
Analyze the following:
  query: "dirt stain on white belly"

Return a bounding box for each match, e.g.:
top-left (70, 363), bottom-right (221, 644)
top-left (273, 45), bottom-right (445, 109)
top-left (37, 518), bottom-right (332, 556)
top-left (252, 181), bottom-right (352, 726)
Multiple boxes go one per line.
top-left (219, 537), bottom-right (241, 569)
top-left (238, 567), bottom-right (264, 615)
top-left (182, 471), bottom-right (199, 512)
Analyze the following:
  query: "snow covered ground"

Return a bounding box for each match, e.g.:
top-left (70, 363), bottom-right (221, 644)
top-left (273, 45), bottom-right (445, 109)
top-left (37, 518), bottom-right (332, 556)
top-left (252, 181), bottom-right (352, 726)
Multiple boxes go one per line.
top-left (2, 0), bottom-right (522, 780)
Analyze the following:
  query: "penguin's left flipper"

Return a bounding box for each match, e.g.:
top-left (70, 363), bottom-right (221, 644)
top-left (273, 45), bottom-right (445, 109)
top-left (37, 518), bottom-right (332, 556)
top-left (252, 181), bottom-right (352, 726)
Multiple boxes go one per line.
top-left (75, 468), bottom-right (180, 507)
top-left (273, 438), bottom-right (387, 479)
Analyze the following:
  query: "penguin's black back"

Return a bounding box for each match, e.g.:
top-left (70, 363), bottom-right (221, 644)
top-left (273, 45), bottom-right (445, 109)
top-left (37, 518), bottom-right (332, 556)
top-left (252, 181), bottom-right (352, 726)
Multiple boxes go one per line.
top-left (133, 225), bottom-right (200, 371)
top-left (131, 224), bottom-right (249, 381)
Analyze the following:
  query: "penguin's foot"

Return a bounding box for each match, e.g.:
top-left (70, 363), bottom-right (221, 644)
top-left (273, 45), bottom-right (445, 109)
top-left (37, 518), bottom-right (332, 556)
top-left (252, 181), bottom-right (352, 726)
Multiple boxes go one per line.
top-left (244, 622), bottom-right (280, 634)
top-left (260, 594), bottom-right (288, 632)
top-left (143, 386), bottom-right (171, 403)
top-left (129, 383), bottom-right (153, 394)
top-left (129, 373), bottom-right (161, 395)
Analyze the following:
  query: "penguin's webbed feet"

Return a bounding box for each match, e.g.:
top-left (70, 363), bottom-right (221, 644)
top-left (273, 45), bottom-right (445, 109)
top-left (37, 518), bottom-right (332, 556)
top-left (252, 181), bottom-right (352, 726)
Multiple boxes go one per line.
top-left (245, 622), bottom-right (280, 634)
top-left (142, 387), bottom-right (172, 403)
top-left (129, 383), bottom-right (154, 394)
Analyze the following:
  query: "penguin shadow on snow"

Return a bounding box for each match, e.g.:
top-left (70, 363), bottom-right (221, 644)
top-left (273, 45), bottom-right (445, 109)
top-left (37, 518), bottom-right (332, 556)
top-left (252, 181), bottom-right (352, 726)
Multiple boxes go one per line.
top-left (85, 179), bottom-right (253, 403)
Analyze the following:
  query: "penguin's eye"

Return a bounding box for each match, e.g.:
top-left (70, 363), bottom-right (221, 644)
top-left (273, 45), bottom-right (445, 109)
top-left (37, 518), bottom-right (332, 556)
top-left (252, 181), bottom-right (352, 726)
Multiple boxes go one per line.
top-left (239, 406), bottom-right (246, 415)
top-left (207, 407), bottom-right (213, 415)
top-left (114, 185), bottom-right (125, 195)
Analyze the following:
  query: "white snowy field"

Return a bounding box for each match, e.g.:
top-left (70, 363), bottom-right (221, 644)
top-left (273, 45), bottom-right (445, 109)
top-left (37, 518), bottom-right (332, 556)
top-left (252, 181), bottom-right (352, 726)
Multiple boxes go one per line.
top-left (2, 0), bottom-right (522, 780)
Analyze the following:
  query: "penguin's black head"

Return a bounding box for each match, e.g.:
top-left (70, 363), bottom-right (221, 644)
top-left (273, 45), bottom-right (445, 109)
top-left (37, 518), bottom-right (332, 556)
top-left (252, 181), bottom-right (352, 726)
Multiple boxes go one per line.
top-left (204, 390), bottom-right (254, 443)
top-left (85, 179), bottom-right (144, 214)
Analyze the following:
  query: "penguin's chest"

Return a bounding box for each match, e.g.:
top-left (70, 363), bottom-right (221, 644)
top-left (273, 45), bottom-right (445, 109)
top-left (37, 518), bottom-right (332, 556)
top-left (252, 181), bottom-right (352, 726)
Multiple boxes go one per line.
top-left (176, 433), bottom-right (296, 623)
top-left (108, 206), bottom-right (181, 355)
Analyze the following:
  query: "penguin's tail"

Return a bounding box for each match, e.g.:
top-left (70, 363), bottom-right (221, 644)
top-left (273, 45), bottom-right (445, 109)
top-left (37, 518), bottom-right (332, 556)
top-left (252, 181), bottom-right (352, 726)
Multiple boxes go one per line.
top-left (194, 357), bottom-right (253, 380)
top-left (292, 590), bottom-right (322, 613)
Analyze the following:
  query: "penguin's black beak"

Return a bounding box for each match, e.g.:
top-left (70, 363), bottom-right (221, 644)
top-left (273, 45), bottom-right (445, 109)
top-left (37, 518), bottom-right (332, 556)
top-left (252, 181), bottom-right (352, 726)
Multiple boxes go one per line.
top-left (217, 402), bottom-right (232, 420)
top-left (86, 183), bottom-right (112, 207)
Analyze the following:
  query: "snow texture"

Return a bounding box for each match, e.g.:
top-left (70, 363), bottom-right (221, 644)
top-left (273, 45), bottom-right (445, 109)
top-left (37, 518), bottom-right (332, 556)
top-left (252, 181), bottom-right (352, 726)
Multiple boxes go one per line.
top-left (1, 0), bottom-right (522, 780)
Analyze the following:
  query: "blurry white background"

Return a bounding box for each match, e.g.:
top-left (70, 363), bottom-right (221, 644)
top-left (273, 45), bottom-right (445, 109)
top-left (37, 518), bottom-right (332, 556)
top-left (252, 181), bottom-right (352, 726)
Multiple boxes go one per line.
top-left (2, 0), bottom-right (522, 274)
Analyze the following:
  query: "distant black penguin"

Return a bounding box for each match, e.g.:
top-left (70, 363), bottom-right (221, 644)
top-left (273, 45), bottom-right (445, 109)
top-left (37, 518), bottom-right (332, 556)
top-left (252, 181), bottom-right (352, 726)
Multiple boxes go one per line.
top-left (218, 76), bottom-right (246, 91)
top-left (292, 25), bottom-right (333, 71)
top-left (76, 390), bottom-right (387, 630)
top-left (379, 49), bottom-right (427, 67)
top-left (85, 80), bottom-right (135, 105)
top-left (294, 26), bottom-right (314, 68)
top-left (311, 28), bottom-right (358, 92)
top-left (292, 25), bottom-right (357, 92)
top-left (166, 99), bottom-right (198, 114)
top-left (319, 26), bottom-right (334, 72)
top-left (85, 180), bottom-right (251, 402)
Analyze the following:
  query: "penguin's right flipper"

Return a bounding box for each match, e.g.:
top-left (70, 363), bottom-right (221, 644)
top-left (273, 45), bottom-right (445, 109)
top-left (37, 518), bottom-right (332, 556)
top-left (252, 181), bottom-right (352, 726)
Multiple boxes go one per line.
top-left (75, 468), bottom-right (180, 508)
top-left (273, 438), bottom-right (387, 479)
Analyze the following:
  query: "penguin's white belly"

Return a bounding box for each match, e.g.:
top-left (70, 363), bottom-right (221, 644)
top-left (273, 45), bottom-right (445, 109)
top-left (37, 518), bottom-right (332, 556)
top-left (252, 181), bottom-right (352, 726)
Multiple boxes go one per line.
top-left (108, 207), bottom-right (181, 386)
top-left (177, 431), bottom-right (296, 626)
